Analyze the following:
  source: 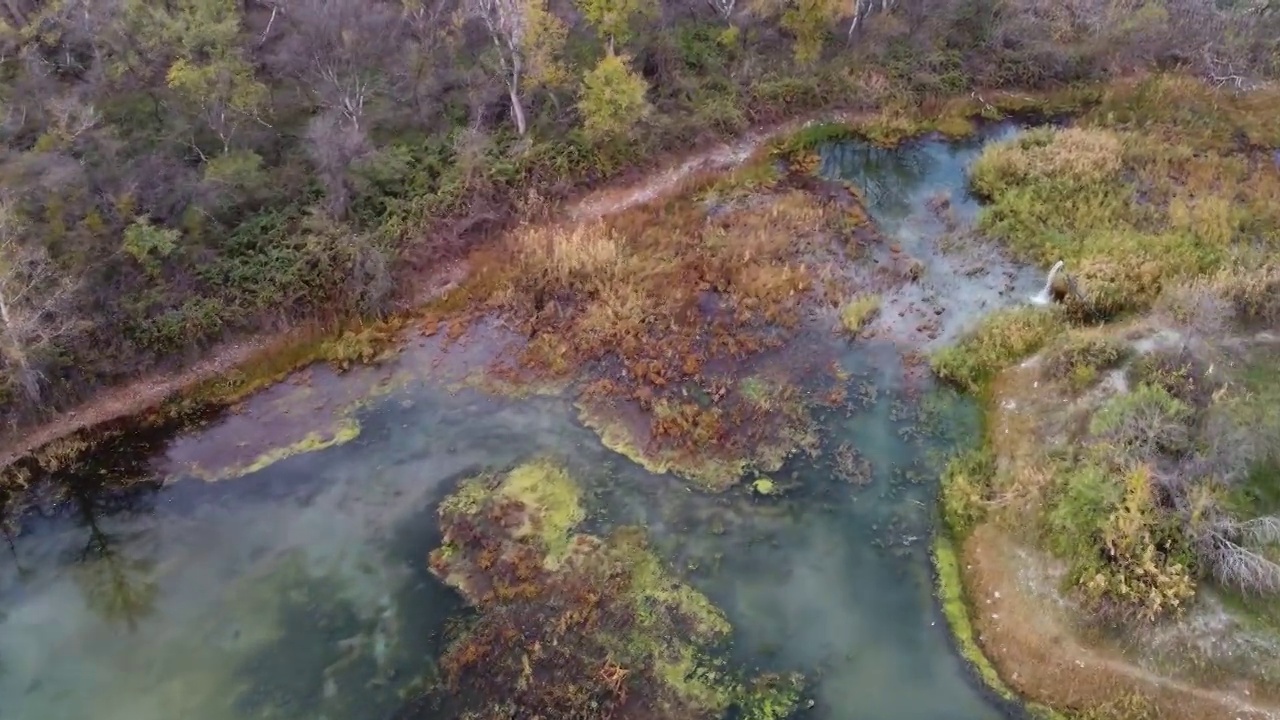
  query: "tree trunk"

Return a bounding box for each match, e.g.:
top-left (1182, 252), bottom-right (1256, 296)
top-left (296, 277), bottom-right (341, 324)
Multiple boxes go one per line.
top-left (1, 0), bottom-right (33, 29)
top-left (508, 85), bottom-right (527, 136)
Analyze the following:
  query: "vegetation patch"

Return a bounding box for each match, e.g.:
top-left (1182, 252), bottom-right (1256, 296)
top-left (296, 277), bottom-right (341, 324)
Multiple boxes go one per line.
top-left (184, 417), bottom-right (362, 483)
top-left (420, 459), bottom-right (805, 719)
top-left (930, 306), bottom-right (1065, 394)
top-left (839, 294), bottom-right (881, 335)
top-left (970, 78), bottom-right (1280, 320)
top-left (435, 176), bottom-right (863, 490)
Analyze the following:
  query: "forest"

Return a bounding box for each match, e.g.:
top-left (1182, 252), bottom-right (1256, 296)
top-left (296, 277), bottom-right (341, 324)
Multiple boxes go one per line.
top-left (0, 0), bottom-right (1276, 431)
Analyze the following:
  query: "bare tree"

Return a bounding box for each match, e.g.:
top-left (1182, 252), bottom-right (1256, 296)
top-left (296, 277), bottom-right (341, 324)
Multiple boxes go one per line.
top-left (305, 110), bottom-right (370, 219)
top-left (706, 0), bottom-right (737, 22)
top-left (848, 0), bottom-right (898, 39)
top-left (0, 200), bottom-right (80, 407)
top-left (276, 0), bottom-right (404, 132)
top-left (1194, 514), bottom-right (1280, 595)
top-left (0, 0), bottom-right (38, 28)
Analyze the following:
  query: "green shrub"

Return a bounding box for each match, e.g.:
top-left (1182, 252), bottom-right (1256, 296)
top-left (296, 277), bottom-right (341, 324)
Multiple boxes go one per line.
top-left (839, 294), bottom-right (881, 335)
top-left (930, 307), bottom-right (1065, 393)
top-left (1089, 383), bottom-right (1194, 460)
top-left (1047, 462), bottom-right (1196, 622)
top-left (1043, 333), bottom-right (1127, 392)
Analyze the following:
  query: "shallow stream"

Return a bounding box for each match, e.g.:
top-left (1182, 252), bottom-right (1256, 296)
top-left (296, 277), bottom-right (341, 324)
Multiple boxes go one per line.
top-left (0, 127), bottom-right (1044, 720)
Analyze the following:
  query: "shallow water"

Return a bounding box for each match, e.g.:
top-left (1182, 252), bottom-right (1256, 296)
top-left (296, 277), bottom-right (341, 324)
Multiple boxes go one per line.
top-left (0, 129), bottom-right (1037, 720)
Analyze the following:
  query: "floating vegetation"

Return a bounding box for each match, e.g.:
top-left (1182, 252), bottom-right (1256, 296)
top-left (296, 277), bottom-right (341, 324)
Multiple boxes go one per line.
top-left (839, 295), bottom-right (882, 336)
top-left (577, 372), bottom-right (822, 492)
top-left (419, 460), bottom-right (806, 719)
top-left (833, 443), bottom-right (873, 486)
top-left (426, 165), bottom-right (890, 491)
top-left (185, 417), bottom-right (362, 483)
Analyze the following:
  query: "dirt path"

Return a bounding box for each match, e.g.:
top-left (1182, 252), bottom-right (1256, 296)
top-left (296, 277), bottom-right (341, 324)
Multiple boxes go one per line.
top-left (963, 525), bottom-right (1280, 720)
top-left (0, 114), bottom-right (854, 469)
top-left (565, 112), bottom-right (858, 221)
top-left (0, 338), bottom-right (270, 469)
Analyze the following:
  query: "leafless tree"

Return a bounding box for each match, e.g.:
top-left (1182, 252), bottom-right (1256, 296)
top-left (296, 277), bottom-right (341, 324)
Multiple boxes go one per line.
top-left (707, 0), bottom-right (737, 23)
top-left (1194, 514), bottom-right (1280, 595)
top-left (275, 0), bottom-right (404, 132)
top-left (470, 0), bottom-right (529, 134)
top-left (0, 200), bottom-right (80, 406)
top-left (848, 0), bottom-right (898, 39)
top-left (305, 110), bottom-right (371, 219)
top-left (465, 0), bottom-right (565, 135)
top-left (0, 0), bottom-right (35, 27)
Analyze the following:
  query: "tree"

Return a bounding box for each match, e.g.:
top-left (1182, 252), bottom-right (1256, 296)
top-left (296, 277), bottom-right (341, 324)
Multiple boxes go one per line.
top-left (273, 0), bottom-right (404, 133)
top-left (269, 0), bottom-right (402, 217)
top-left (576, 0), bottom-right (651, 51)
top-left (465, 0), bottom-right (568, 135)
top-left (146, 0), bottom-right (269, 155)
top-left (754, 0), bottom-right (845, 64)
top-left (0, 200), bottom-right (79, 407)
top-left (305, 110), bottom-right (371, 219)
top-left (578, 50), bottom-right (650, 141)
top-left (706, 0), bottom-right (739, 23)
top-left (847, 0), bottom-right (898, 38)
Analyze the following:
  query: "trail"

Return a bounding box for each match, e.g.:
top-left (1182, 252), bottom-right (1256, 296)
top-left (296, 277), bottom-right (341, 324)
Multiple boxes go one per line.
top-left (0, 114), bottom-right (847, 469)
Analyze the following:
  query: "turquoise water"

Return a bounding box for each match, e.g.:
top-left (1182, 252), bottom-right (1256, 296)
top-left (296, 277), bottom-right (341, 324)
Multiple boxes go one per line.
top-left (0, 129), bottom-right (1042, 720)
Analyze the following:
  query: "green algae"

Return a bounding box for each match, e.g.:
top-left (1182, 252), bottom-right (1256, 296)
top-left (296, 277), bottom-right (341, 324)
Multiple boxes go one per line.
top-left (576, 398), bottom-right (750, 491)
top-left (752, 478), bottom-right (778, 495)
top-left (425, 459), bottom-right (806, 720)
top-left (186, 417), bottom-right (362, 482)
top-left (495, 459), bottom-right (584, 565)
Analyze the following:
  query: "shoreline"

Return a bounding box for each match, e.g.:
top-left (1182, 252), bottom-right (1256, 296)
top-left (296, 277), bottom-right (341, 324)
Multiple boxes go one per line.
top-left (934, 523), bottom-right (1280, 720)
top-left (0, 83), bottom-right (1102, 472)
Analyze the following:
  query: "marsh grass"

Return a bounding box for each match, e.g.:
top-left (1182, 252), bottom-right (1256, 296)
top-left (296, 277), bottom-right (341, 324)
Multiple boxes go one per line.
top-left (839, 294), bottom-right (881, 335)
top-left (930, 307), bottom-right (1066, 394)
top-left (970, 76), bottom-right (1280, 320)
top-left (436, 172), bottom-right (868, 489)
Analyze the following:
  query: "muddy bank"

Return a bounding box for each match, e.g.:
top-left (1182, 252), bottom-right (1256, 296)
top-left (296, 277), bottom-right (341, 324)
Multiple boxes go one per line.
top-left (940, 321), bottom-right (1280, 720)
top-left (959, 524), bottom-right (1278, 720)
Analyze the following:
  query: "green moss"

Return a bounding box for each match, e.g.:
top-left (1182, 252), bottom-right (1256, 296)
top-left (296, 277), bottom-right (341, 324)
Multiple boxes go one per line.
top-left (497, 459), bottom-right (585, 563)
top-left (933, 532), bottom-right (1016, 699)
top-left (751, 478), bottom-right (778, 495)
top-left (839, 294), bottom-right (881, 335)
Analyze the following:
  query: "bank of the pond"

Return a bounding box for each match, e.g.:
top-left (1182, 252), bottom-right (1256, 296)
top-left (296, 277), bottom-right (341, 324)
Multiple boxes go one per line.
top-left (933, 327), bottom-right (1280, 720)
top-left (0, 82), bottom-right (1110, 489)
